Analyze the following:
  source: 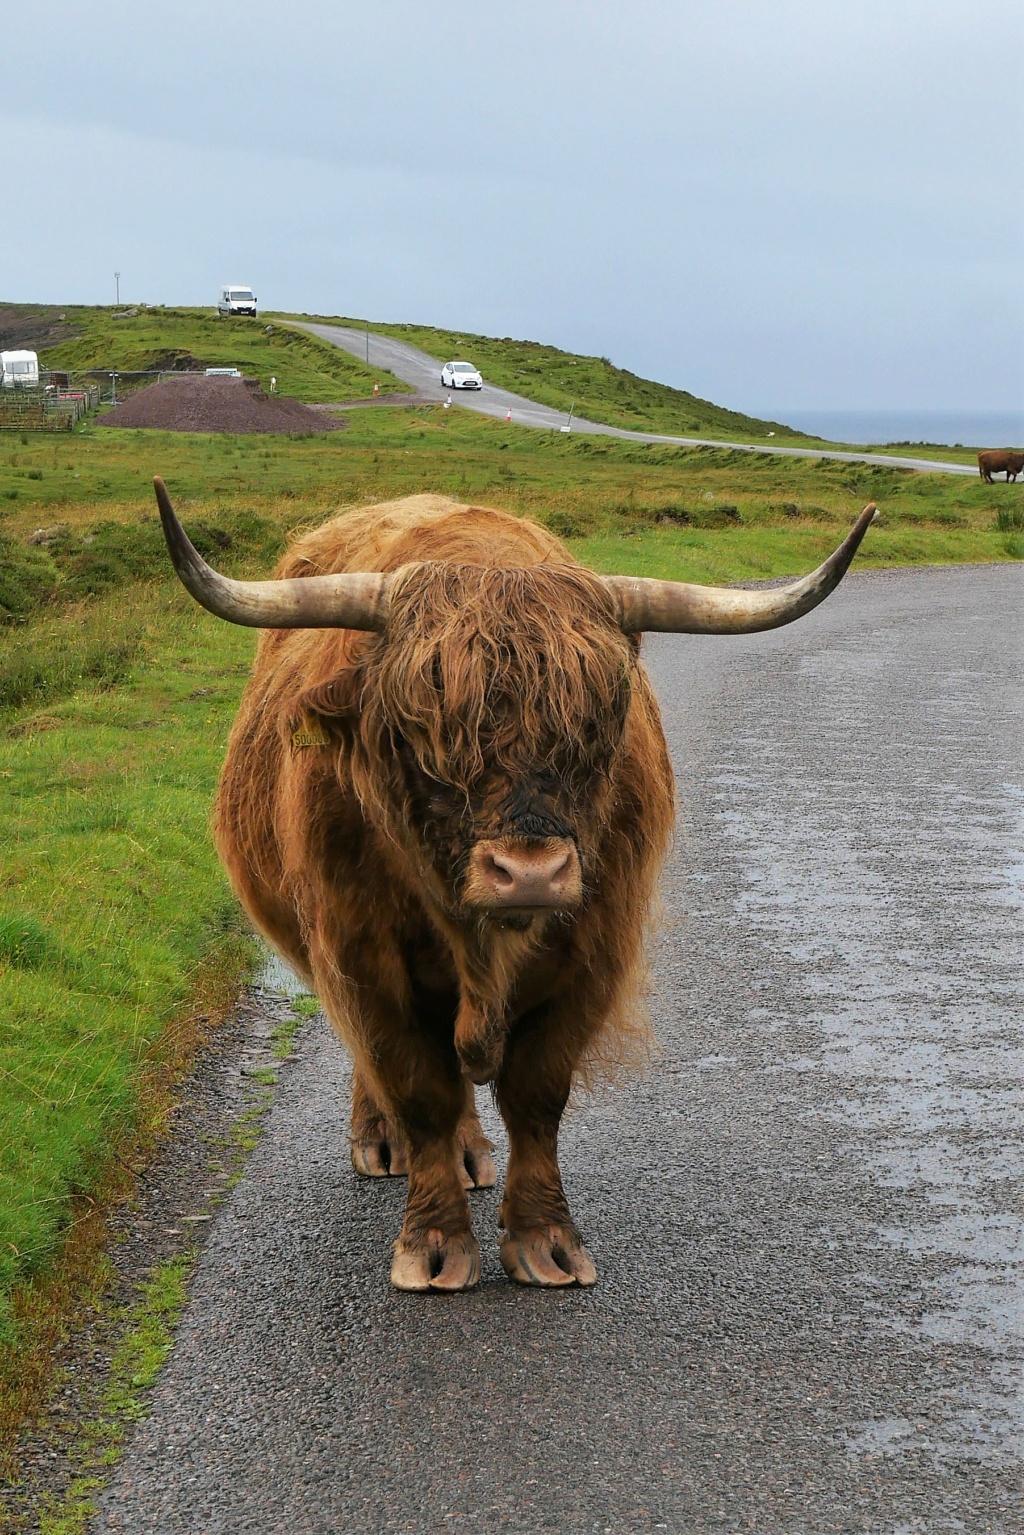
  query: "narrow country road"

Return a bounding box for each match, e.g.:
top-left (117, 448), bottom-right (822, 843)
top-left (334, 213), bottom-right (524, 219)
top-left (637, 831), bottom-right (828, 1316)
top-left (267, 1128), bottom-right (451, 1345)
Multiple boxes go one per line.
top-left (291, 321), bottom-right (978, 478)
top-left (92, 564), bottom-right (1023, 1534)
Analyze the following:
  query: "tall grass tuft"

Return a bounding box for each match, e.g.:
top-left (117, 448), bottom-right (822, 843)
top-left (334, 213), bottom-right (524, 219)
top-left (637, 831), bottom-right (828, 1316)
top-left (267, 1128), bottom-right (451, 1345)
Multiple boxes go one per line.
top-left (0, 604), bottom-right (148, 713)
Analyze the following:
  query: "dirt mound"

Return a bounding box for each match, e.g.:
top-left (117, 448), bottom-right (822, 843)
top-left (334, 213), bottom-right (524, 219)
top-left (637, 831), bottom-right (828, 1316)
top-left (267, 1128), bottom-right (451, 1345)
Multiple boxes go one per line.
top-left (96, 374), bottom-right (343, 435)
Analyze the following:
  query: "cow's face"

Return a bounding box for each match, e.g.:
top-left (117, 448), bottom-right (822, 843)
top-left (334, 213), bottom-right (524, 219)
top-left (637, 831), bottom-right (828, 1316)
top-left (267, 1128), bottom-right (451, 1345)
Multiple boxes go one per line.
top-left (353, 563), bottom-right (636, 923)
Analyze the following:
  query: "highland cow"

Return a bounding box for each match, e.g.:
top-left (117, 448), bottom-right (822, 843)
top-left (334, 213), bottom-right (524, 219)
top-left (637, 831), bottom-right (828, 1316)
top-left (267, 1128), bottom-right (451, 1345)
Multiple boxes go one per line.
top-left (154, 481), bottom-right (875, 1291)
top-left (978, 449), bottom-right (1024, 483)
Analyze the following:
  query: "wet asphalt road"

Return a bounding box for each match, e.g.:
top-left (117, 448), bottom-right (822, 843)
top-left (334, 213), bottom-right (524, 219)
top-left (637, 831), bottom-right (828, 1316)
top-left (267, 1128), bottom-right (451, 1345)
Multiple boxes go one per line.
top-left (93, 564), bottom-right (1023, 1534)
top-left (291, 320), bottom-right (977, 478)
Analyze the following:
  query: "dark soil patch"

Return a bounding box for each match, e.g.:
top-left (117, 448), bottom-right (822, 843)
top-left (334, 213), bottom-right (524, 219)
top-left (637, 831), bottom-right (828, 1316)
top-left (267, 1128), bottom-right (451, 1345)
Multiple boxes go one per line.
top-left (96, 375), bottom-right (344, 435)
top-left (0, 306), bottom-right (83, 356)
top-left (142, 351), bottom-right (212, 374)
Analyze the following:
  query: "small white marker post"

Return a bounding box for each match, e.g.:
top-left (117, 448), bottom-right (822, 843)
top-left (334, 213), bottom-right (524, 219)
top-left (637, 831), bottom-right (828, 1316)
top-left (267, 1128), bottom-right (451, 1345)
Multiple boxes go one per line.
top-left (560, 399), bottom-right (575, 434)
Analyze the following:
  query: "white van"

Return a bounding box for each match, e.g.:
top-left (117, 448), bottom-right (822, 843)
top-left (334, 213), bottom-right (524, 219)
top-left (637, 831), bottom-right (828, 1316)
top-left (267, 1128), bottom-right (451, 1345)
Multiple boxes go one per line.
top-left (1, 350), bottom-right (40, 389)
top-left (217, 286), bottom-right (258, 318)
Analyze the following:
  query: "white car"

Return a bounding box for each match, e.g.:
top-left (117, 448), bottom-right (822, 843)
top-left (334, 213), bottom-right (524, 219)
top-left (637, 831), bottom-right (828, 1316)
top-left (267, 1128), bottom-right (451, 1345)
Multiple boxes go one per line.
top-left (440, 360), bottom-right (483, 390)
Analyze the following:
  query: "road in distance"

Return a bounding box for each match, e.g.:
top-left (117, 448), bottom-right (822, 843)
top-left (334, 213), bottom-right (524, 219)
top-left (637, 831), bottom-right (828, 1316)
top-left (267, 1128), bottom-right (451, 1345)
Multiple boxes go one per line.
top-left (292, 320), bottom-right (979, 478)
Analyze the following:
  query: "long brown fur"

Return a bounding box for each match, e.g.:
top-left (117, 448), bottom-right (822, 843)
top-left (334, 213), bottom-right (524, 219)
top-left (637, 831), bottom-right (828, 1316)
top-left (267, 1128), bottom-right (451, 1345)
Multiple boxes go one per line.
top-left (214, 494), bottom-right (674, 1288)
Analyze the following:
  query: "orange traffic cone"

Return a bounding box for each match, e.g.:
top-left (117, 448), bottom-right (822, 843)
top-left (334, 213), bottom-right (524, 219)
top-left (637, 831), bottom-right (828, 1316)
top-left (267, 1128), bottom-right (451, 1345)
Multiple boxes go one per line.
top-left (505, 406), bottom-right (512, 422)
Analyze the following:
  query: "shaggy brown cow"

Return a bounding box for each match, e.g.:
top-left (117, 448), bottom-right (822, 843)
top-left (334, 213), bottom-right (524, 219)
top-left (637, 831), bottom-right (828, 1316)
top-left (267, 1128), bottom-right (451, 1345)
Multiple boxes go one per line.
top-left (978, 449), bottom-right (1024, 482)
top-left (154, 481), bottom-right (875, 1292)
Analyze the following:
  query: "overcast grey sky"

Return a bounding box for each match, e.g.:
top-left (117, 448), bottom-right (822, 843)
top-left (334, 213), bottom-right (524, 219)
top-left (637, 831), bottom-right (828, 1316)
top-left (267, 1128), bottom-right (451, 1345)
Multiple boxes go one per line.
top-left (4, 1), bottom-right (1022, 412)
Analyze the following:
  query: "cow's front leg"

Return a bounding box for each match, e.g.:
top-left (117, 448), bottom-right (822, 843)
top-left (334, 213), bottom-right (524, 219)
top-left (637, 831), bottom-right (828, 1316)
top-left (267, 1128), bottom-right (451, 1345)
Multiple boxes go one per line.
top-left (379, 1050), bottom-right (481, 1293)
top-left (494, 1017), bottom-right (597, 1288)
top-left (317, 956), bottom-right (480, 1290)
top-left (391, 1129), bottom-right (480, 1292)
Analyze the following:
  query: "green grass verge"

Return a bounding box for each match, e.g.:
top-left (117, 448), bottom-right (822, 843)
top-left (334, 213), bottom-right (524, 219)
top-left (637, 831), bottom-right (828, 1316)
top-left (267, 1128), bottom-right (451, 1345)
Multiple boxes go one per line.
top-left (0, 973), bottom-right (318, 1506)
top-left (0, 581), bottom-right (258, 1346)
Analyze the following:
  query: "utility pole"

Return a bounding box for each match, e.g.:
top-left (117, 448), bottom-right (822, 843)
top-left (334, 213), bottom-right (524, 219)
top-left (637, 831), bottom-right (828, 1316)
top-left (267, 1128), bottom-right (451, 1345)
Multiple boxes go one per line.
top-left (115, 272), bottom-right (120, 306)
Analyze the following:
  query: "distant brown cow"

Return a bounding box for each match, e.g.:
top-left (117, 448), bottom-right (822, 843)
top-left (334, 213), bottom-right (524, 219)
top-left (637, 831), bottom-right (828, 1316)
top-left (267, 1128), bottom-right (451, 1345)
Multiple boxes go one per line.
top-left (978, 449), bottom-right (1024, 482)
top-left (154, 481), bottom-right (875, 1292)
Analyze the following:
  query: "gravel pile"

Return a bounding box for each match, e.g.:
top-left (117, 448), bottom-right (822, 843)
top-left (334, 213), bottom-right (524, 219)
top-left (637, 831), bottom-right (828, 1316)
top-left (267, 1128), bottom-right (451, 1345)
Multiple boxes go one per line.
top-left (96, 374), bottom-right (343, 434)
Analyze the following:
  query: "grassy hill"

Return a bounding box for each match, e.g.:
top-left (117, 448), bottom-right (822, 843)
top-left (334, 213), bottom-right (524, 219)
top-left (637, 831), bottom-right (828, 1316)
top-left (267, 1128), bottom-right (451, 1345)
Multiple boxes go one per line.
top-left (295, 311), bottom-right (798, 440)
top-left (1, 302), bottom-right (984, 463)
top-left (0, 304), bottom-right (405, 403)
top-left (5, 301), bottom-right (793, 440)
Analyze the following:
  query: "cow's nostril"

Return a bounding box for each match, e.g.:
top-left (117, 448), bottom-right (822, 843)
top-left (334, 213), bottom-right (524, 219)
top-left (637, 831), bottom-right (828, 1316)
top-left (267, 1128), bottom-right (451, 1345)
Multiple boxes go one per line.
top-left (548, 853), bottom-right (571, 886)
top-left (485, 854), bottom-right (517, 889)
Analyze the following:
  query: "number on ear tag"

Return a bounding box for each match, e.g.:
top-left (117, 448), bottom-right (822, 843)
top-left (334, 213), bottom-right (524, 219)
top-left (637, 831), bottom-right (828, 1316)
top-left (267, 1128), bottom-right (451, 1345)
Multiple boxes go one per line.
top-left (291, 712), bottom-right (330, 750)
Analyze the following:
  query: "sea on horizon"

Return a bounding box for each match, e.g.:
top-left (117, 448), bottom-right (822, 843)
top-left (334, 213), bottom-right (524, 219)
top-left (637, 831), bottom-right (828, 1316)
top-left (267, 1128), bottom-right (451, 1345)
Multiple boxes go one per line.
top-left (769, 409), bottom-right (1024, 449)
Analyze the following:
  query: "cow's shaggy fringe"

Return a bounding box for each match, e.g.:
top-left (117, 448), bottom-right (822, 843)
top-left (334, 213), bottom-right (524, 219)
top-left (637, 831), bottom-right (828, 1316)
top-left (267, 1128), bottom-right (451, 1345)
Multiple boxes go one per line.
top-left (366, 559), bottom-right (632, 801)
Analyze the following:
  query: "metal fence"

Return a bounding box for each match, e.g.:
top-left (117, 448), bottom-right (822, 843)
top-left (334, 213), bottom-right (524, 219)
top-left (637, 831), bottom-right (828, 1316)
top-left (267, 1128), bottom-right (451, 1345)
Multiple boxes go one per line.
top-left (0, 381), bottom-right (99, 431)
top-left (71, 367), bottom-right (232, 406)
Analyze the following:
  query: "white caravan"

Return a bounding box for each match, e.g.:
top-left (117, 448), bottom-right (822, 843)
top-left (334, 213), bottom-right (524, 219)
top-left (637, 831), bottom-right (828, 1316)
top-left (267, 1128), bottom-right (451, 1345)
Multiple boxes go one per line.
top-left (1, 350), bottom-right (40, 388)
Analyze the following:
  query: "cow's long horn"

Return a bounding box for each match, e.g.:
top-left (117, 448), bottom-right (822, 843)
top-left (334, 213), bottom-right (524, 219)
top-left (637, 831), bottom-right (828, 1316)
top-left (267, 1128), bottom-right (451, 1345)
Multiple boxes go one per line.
top-left (604, 503), bottom-right (877, 633)
top-left (153, 477), bottom-right (391, 630)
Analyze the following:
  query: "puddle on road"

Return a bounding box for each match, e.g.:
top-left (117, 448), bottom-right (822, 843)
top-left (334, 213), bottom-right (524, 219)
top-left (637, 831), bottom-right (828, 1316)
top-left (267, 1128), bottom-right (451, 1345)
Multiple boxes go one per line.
top-left (706, 635), bottom-right (1024, 1467)
top-left (258, 949), bottom-right (308, 1000)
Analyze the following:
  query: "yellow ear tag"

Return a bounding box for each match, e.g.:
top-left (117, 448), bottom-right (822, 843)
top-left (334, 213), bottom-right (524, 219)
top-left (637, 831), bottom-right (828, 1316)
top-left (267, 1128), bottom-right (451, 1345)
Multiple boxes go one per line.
top-left (291, 712), bottom-right (330, 750)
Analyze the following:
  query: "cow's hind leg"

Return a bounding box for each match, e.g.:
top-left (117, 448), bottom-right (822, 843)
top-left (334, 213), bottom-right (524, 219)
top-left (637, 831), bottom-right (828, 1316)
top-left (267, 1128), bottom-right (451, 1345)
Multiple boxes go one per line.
top-left (350, 1070), bottom-right (409, 1178)
top-left (456, 1078), bottom-right (497, 1190)
top-left (351, 1072), bottom-right (495, 1190)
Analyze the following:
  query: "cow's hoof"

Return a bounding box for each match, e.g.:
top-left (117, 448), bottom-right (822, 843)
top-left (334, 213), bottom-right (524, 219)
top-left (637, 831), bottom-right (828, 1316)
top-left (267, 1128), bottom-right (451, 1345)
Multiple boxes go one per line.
top-left (391, 1229), bottom-right (481, 1292)
top-left (498, 1226), bottom-right (598, 1288)
top-left (459, 1141), bottom-right (497, 1191)
top-left (351, 1133), bottom-right (408, 1178)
